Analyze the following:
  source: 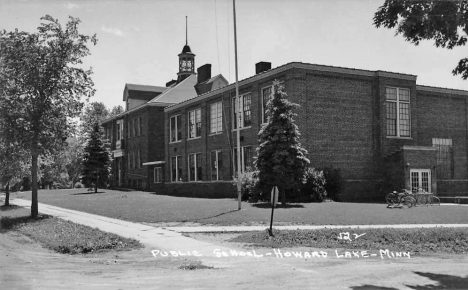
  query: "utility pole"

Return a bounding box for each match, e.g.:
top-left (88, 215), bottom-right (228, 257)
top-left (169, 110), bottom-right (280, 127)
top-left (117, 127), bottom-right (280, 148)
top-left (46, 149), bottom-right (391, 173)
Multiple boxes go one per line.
top-left (233, 0), bottom-right (241, 210)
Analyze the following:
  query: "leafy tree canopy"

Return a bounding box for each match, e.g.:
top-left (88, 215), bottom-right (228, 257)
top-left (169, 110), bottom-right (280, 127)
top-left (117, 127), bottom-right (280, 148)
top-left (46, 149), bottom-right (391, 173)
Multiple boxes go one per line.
top-left (254, 81), bottom-right (310, 204)
top-left (79, 101), bottom-right (109, 140)
top-left (109, 105), bottom-right (124, 118)
top-left (374, 0), bottom-right (468, 79)
top-left (0, 15), bottom-right (97, 216)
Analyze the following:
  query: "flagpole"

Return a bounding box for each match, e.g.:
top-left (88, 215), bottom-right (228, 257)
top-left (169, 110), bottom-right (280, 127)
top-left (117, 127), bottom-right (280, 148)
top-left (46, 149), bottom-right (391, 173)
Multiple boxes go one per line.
top-left (233, 0), bottom-right (242, 210)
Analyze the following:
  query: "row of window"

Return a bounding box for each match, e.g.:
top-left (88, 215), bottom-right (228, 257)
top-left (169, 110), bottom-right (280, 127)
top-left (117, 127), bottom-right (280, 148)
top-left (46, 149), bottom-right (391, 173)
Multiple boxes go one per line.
top-left (169, 86), bottom-right (274, 143)
top-left (167, 147), bottom-right (253, 183)
top-left (151, 138), bottom-right (455, 184)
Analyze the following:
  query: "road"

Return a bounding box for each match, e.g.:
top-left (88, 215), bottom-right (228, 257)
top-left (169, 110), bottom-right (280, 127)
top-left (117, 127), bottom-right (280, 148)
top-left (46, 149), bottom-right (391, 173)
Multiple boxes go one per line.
top-left (1, 229), bottom-right (468, 290)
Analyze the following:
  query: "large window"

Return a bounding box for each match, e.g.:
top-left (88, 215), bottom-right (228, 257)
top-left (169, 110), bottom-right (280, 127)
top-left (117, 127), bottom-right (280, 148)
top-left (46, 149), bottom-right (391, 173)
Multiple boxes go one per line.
top-left (154, 167), bottom-right (162, 183)
top-left (170, 115), bottom-right (181, 142)
top-left (385, 87), bottom-right (410, 137)
top-left (188, 153), bottom-right (202, 181)
top-left (210, 102), bottom-right (223, 134)
top-left (261, 86), bottom-right (272, 124)
top-left (188, 108), bottom-right (202, 139)
top-left (234, 146), bottom-right (253, 174)
top-left (171, 156), bottom-right (182, 182)
top-left (233, 93), bottom-right (252, 129)
top-left (211, 150), bottom-right (223, 181)
top-left (433, 138), bottom-right (454, 179)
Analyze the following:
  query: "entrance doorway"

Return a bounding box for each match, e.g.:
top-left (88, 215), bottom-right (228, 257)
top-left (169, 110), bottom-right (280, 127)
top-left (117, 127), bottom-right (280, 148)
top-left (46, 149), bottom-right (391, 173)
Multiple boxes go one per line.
top-left (410, 169), bottom-right (431, 193)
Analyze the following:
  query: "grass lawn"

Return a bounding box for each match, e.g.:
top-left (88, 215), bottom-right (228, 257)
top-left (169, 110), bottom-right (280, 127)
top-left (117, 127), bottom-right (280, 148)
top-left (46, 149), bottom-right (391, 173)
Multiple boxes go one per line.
top-left (0, 204), bottom-right (142, 254)
top-left (5, 188), bottom-right (468, 226)
top-left (229, 228), bottom-right (468, 255)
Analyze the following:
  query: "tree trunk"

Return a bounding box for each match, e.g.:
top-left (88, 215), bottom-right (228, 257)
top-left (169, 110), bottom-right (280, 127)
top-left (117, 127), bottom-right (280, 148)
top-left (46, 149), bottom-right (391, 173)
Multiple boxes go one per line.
top-left (4, 181), bottom-right (10, 206)
top-left (94, 172), bottom-right (98, 193)
top-left (31, 152), bottom-right (39, 217)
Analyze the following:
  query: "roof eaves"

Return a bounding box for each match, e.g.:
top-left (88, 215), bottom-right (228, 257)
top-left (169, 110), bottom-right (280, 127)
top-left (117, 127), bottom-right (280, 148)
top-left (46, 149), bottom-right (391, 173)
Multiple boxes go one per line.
top-left (417, 85), bottom-right (468, 96)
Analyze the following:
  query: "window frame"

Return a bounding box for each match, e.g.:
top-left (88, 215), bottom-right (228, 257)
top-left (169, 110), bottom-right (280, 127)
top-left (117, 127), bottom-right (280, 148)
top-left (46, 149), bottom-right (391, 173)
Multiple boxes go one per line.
top-left (188, 108), bottom-right (202, 139)
top-left (233, 146), bottom-right (253, 174)
top-left (433, 138), bottom-right (454, 179)
top-left (232, 92), bottom-right (252, 130)
top-left (170, 115), bottom-right (182, 143)
top-left (138, 116), bottom-right (143, 136)
top-left (210, 101), bottom-right (223, 135)
top-left (261, 85), bottom-right (273, 125)
top-left (211, 150), bottom-right (223, 181)
top-left (188, 152), bottom-right (203, 181)
top-left (170, 155), bottom-right (182, 182)
top-left (385, 87), bottom-right (411, 138)
top-left (154, 167), bottom-right (162, 183)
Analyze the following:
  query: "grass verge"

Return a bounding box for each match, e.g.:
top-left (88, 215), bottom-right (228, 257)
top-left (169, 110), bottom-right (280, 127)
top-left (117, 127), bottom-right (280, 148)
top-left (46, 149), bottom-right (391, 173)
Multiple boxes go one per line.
top-left (1, 205), bottom-right (142, 254)
top-left (231, 228), bottom-right (468, 255)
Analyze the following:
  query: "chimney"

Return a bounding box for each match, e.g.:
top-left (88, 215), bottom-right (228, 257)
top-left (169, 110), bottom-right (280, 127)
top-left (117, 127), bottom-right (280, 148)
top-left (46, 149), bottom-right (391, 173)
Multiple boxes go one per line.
top-left (166, 79), bottom-right (176, 87)
top-left (255, 61), bottom-right (271, 74)
top-left (197, 64), bottom-right (212, 84)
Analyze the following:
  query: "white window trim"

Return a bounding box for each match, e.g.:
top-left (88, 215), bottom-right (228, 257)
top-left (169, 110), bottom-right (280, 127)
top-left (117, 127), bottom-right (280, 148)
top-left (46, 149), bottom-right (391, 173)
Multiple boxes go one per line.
top-left (169, 115), bottom-right (182, 143)
top-left (232, 92), bottom-right (252, 131)
top-left (170, 155), bottom-right (182, 182)
top-left (188, 108), bottom-right (202, 140)
top-left (211, 150), bottom-right (223, 181)
top-left (210, 101), bottom-right (223, 135)
top-left (386, 86), bottom-right (411, 138)
top-left (188, 153), bottom-right (202, 182)
top-left (154, 167), bottom-right (162, 183)
top-left (234, 146), bottom-right (253, 174)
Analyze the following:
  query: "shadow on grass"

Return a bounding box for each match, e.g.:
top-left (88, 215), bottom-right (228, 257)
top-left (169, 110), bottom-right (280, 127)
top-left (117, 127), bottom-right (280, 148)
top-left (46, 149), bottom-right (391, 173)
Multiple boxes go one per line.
top-left (71, 191), bottom-right (105, 195)
top-left (0, 214), bottom-right (52, 232)
top-left (350, 272), bottom-right (468, 290)
top-left (251, 203), bottom-right (305, 209)
top-left (350, 286), bottom-right (397, 290)
top-left (0, 204), bottom-right (21, 211)
top-left (196, 209), bottom-right (239, 221)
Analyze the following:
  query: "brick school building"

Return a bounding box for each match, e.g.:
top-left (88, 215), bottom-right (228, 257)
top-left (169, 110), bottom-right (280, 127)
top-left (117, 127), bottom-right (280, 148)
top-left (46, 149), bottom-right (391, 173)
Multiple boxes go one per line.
top-left (102, 44), bottom-right (468, 201)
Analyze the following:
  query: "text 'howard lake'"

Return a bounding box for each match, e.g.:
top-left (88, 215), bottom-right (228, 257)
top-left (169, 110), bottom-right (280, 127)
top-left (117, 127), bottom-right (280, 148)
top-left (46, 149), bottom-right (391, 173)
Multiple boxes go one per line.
top-left (151, 249), bottom-right (411, 259)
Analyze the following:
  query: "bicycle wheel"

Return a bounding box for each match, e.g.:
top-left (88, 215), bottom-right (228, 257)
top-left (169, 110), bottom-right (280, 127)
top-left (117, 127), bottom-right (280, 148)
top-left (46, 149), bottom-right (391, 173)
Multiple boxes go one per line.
top-left (401, 196), bottom-right (414, 208)
top-left (385, 193), bottom-right (396, 206)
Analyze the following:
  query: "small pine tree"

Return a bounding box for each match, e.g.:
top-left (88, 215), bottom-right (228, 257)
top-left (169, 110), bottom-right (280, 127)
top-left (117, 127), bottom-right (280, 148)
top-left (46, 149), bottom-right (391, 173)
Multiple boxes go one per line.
top-left (254, 81), bottom-right (310, 205)
top-left (81, 123), bottom-right (111, 193)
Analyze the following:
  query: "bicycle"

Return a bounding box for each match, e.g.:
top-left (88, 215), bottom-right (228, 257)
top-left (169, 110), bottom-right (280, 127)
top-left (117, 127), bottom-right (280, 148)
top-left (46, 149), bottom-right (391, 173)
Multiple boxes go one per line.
top-left (385, 189), bottom-right (415, 208)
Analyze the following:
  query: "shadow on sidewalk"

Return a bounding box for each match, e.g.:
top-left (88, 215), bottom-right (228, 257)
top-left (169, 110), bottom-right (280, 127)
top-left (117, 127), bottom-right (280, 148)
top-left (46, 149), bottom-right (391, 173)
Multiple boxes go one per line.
top-left (196, 209), bottom-right (239, 221)
top-left (251, 203), bottom-right (304, 209)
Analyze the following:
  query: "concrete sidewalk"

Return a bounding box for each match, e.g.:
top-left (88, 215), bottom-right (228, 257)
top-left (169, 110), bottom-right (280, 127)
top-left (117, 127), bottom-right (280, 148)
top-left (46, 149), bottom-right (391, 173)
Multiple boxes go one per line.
top-left (8, 198), bottom-right (234, 260)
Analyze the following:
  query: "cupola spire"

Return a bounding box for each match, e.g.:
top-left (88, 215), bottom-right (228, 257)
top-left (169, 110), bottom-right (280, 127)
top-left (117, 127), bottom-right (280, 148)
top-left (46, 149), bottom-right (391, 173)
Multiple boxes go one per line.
top-left (177, 16), bottom-right (195, 83)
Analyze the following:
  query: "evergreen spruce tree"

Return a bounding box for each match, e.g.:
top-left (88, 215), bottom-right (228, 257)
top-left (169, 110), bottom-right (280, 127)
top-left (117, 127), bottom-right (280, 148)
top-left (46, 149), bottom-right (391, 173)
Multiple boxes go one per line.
top-left (81, 123), bottom-right (111, 193)
top-left (254, 81), bottom-right (310, 205)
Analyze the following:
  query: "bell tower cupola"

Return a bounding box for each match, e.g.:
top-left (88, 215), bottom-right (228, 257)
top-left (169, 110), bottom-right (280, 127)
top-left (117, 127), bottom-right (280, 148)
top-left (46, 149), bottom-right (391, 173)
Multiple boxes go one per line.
top-left (177, 16), bottom-right (195, 83)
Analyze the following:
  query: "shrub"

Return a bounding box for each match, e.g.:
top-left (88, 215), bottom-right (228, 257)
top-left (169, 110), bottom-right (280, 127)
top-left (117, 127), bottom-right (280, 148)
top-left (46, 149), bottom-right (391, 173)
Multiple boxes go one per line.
top-left (301, 168), bottom-right (327, 202)
top-left (321, 167), bottom-right (343, 201)
top-left (74, 182), bottom-right (83, 188)
top-left (232, 169), bottom-right (259, 201)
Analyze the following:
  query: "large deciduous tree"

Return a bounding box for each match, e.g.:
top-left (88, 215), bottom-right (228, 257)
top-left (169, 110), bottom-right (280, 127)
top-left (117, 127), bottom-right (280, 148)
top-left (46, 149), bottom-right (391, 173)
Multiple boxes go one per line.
top-left (81, 123), bottom-right (111, 193)
top-left (254, 81), bottom-right (310, 206)
top-left (0, 15), bottom-right (97, 217)
top-left (374, 0), bottom-right (468, 80)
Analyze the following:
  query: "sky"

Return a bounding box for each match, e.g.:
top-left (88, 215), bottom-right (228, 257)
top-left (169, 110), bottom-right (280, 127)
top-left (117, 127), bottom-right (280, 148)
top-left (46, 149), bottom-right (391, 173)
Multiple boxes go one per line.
top-left (1, 0), bottom-right (467, 110)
